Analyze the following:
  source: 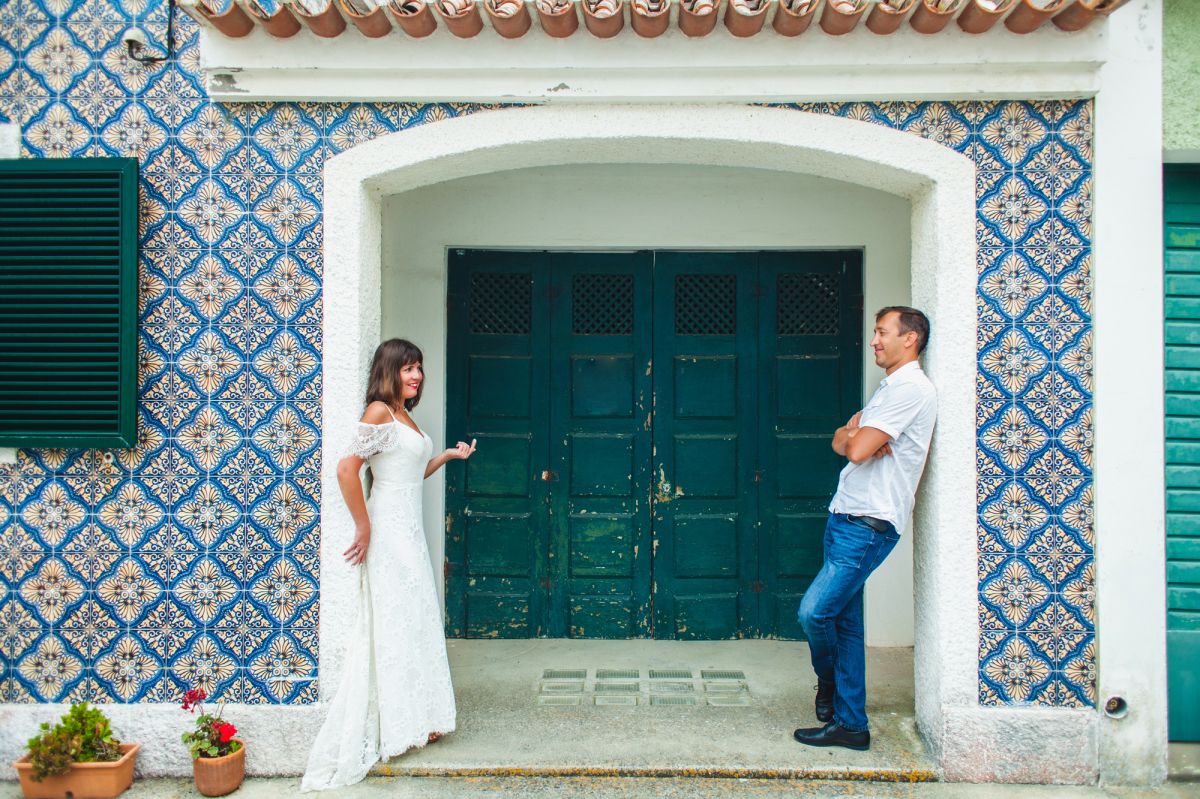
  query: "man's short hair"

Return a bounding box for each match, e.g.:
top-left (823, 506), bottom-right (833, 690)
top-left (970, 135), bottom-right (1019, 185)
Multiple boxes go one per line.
top-left (876, 306), bottom-right (930, 355)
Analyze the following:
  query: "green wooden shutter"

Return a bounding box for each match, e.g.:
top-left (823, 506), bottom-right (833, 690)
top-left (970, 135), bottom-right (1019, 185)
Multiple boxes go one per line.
top-left (0, 158), bottom-right (138, 447)
top-left (1165, 163), bottom-right (1200, 741)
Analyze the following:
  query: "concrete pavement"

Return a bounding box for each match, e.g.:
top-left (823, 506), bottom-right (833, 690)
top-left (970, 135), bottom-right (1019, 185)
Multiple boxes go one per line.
top-left (4, 776), bottom-right (1196, 799)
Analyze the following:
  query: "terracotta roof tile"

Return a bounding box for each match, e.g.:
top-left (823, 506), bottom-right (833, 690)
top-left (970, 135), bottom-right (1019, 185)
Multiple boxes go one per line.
top-left (181, 0), bottom-right (1132, 40)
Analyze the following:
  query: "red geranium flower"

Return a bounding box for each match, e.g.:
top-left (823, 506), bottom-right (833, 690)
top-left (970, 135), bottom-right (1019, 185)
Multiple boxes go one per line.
top-left (217, 722), bottom-right (237, 744)
top-left (181, 687), bottom-right (207, 712)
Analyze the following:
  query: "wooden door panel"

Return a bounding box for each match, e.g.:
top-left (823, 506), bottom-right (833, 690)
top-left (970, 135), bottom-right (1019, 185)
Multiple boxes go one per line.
top-left (652, 253), bottom-right (759, 640)
top-left (568, 433), bottom-right (635, 497)
top-left (674, 436), bottom-right (739, 498)
top-left (571, 355), bottom-right (636, 417)
top-left (774, 436), bottom-right (845, 497)
top-left (775, 356), bottom-right (842, 421)
top-left (464, 514), bottom-right (534, 576)
top-left (549, 254), bottom-right (654, 639)
top-left (672, 515), bottom-right (738, 578)
top-left (467, 355), bottom-right (533, 417)
top-left (672, 356), bottom-right (738, 418)
top-left (464, 434), bottom-right (533, 496)
top-left (757, 251), bottom-right (863, 640)
top-left (446, 252), bottom-right (550, 638)
top-left (569, 515), bottom-right (638, 577)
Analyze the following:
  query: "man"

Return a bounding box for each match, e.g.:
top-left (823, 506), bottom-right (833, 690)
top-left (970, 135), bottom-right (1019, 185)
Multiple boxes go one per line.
top-left (793, 306), bottom-right (937, 752)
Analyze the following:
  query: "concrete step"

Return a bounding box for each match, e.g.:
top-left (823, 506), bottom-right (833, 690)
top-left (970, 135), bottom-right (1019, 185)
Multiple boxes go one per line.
top-left (374, 764), bottom-right (938, 781)
top-left (370, 640), bottom-right (938, 783)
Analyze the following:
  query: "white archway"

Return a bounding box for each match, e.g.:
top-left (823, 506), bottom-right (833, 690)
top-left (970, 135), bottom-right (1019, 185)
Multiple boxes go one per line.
top-left (320, 104), bottom-right (978, 770)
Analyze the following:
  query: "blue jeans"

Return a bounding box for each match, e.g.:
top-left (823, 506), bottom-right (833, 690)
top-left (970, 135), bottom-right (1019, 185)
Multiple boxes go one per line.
top-left (797, 513), bottom-right (900, 732)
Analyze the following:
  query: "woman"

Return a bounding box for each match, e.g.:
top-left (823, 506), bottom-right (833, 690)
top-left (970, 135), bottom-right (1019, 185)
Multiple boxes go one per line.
top-left (302, 339), bottom-right (476, 791)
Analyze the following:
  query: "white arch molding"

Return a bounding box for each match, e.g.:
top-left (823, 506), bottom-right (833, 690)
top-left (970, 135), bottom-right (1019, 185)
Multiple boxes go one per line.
top-left (319, 104), bottom-right (1081, 781)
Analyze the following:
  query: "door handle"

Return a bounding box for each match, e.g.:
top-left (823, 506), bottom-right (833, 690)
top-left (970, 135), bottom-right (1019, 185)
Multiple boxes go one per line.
top-left (540, 470), bottom-right (558, 482)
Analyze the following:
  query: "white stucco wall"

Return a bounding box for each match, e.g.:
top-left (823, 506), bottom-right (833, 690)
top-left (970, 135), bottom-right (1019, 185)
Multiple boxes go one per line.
top-left (379, 163), bottom-right (916, 646)
top-left (0, 124), bottom-right (20, 467)
top-left (320, 104), bottom-right (980, 780)
top-left (1092, 0), bottom-right (1167, 785)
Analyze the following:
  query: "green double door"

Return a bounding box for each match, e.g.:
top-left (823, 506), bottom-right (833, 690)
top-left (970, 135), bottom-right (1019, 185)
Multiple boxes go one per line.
top-left (444, 250), bottom-right (862, 640)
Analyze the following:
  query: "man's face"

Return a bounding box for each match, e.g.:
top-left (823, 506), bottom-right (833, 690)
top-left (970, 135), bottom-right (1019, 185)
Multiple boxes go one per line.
top-left (870, 311), bottom-right (915, 370)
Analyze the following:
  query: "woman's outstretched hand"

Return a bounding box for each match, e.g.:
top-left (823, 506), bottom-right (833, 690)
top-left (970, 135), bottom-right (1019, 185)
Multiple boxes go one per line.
top-left (445, 439), bottom-right (477, 461)
top-left (344, 523), bottom-right (370, 565)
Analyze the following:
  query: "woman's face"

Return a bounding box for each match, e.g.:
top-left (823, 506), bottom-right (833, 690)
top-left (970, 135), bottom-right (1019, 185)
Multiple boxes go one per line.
top-left (400, 361), bottom-right (423, 401)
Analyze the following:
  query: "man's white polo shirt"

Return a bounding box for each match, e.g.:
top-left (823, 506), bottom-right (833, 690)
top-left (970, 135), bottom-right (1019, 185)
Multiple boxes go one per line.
top-left (828, 360), bottom-right (938, 534)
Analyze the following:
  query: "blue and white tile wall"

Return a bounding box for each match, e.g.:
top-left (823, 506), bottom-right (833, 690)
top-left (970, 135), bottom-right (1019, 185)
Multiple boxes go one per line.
top-left (785, 101), bottom-right (1096, 708)
top-left (0, 0), bottom-right (1093, 708)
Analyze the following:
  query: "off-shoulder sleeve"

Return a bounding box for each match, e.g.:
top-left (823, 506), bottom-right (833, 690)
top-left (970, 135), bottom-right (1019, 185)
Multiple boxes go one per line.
top-left (344, 423), bottom-right (400, 459)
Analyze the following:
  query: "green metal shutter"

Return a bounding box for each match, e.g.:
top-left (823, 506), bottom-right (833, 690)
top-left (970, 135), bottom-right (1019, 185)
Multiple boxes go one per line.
top-left (1165, 164), bottom-right (1200, 742)
top-left (0, 158), bottom-right (138, 447)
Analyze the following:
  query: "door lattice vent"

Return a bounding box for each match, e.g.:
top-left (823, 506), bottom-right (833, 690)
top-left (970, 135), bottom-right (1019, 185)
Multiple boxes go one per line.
top-left (777, 273), bottom-right (840, 335)
top-left (675, 274), bottom-right (736, 336)
top-left (470, 272), bottom-right (532, 335)
top-left (572, 273), bottom-right (634, 335)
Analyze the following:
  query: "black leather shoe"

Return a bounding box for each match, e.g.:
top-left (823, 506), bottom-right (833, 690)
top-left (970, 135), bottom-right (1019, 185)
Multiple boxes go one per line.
top-left (815, 679), bottom-right (835, 723)
top-left (793, 721), bottom-right (870, 751)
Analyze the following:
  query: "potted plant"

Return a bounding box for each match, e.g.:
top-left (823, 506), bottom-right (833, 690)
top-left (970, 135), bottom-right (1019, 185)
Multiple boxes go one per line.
top-left (13, 702), bottom-right (138, 799)
top-left (181, 687), bottom-right (245, 797)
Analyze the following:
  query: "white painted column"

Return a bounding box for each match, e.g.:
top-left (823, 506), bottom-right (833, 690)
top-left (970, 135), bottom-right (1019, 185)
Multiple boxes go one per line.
top-left (1093, 0), bottom-right (1168, 786)
top-left (0, 123), bottom-right (19, 466)
top-left (0, 123), bottom-right (18, 157)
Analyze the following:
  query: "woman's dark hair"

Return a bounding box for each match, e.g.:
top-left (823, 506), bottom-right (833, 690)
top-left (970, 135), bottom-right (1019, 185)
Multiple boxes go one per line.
top-left (366, 339), bottom-right (424, 411)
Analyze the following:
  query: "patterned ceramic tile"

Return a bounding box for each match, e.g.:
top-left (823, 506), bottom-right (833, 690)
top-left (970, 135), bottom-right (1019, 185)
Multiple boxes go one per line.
top-left (0, 1), bottom-right (1095, 707)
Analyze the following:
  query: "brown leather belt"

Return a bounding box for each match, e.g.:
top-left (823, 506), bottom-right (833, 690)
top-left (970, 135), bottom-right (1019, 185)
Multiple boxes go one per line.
top-left (847, 514), bottom-right (891, 533)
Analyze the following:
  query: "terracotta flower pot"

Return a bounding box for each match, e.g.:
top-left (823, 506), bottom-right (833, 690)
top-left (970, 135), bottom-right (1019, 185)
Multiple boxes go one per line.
top-left (630, 0), bottom-right (670, 37)
top-left (909, 0), bottom-right (961, 33)
top-left (14, 743), bottom-right (139, 799)
top-left (582, 0), bottom-right (624, 38)
top-left (956, 0), bottom-right (1015, 33)
top-left (865, 0), bottom-right (915, 34)
top-left (723, 0), bottom-right (769, 37)
top-left (436, 0), bottom-right (485, 37)
top-left (1003, 0), bottom-right (1066, 33)
top-left (288, 0), bottom-right (349, 36)
top-left (337, 0), bottom-right (394, 36)
top-left (772, 0), bottom-right (817, 36)
top-left (389, 0), bottom-right (438, 36)
top-left (197, 1), bottom-right (256, 37)
top-left (1052, 0), bottom-right (1127, 32)
top-left (535, 0), bottom-right (578, 35)
top-left (818, 0), bottom-right (866, 35)
top-left (192, 741), bottom-right (246, 798)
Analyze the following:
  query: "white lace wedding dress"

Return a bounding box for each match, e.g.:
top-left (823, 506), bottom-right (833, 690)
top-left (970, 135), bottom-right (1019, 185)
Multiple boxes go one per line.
top-left (301, 412), bottom-right (457, 791)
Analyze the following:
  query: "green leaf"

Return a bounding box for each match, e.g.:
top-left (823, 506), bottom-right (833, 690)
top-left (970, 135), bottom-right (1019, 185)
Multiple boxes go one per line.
top-left (25, 702), bottom-right (121, 779)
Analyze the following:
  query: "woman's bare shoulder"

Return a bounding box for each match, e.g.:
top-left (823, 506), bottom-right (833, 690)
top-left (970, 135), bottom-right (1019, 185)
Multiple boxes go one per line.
top-left (360, 401), bottom-right (394, 425)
